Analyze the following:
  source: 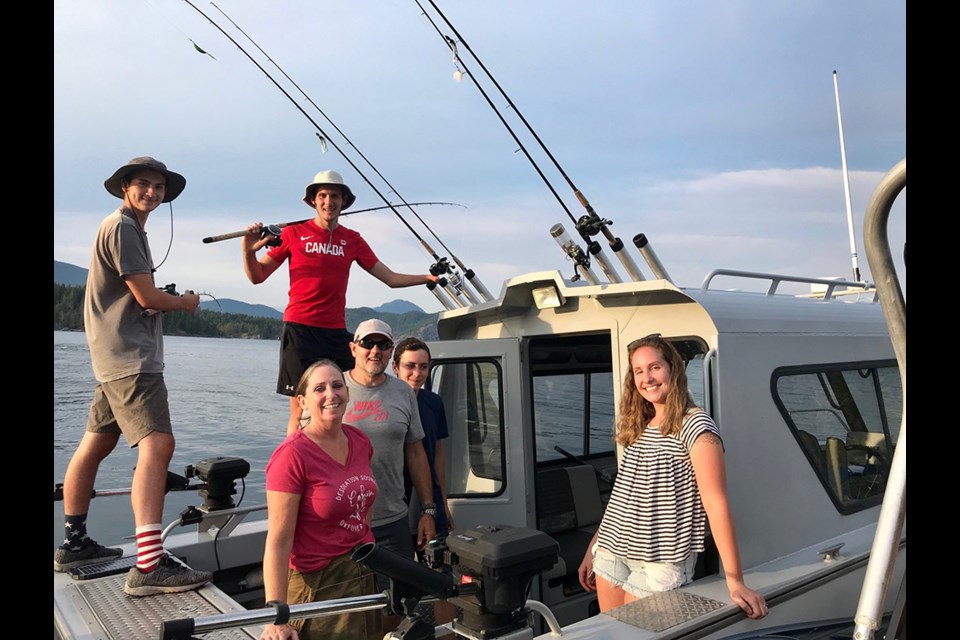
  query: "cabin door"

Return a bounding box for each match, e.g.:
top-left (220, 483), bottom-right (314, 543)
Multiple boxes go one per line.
top-left (425, 338), bottom-right (531, 536)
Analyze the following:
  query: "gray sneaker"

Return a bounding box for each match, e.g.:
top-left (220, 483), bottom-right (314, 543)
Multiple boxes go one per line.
top-left (54, 541), bottom-right (123, 572)
top-left (123, 555), bottom-right (213, 597)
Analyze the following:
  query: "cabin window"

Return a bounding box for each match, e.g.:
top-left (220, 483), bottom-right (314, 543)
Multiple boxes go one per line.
top-left (533, 373), bottom-right (617, 464)
top-left (528, 334), bottom-right (618, 479)
top-left (773, 360), bottom-right (901, 514)
top-left (430, 359), bottom-right (504, 496)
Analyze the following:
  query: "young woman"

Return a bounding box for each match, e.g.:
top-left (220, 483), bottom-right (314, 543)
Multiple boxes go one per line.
top-left (260, 360), bottom-right (382, 640)
top-left (577, 334), bottom-right (768, 619)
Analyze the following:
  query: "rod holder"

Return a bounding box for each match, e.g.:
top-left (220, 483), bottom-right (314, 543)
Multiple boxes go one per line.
top-left (606, 235), bottom-right (646, 282)
top-left (464, 270), bottom-right (494, 301)
top-left (633, 233), bottom-right (673, 283)
top-left (429, 280), bottom-right (458, 310)
top-left (585, 239), bottom-right (622, 284)
top-left (551, 223), bottom-right (599, 285)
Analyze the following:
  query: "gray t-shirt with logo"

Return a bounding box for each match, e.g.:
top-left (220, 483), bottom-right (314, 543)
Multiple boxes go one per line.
top-left (344, 372), bottom-right (425, 527)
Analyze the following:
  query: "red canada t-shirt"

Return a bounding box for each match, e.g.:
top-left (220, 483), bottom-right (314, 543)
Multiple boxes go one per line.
top-left (267, 220), bottom-right (379, 329)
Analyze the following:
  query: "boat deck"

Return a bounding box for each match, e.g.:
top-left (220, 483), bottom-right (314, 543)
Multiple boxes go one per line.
top-left (54, 556), bottom-right (262, 640)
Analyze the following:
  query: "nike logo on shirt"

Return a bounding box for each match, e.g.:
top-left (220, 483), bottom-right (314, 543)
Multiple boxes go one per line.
top-left (300, 235), bottom-right (314, 241)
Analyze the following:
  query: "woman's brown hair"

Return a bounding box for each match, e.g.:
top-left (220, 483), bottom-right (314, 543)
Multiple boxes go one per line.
top-left (615, 334), bottom-right (696, 447)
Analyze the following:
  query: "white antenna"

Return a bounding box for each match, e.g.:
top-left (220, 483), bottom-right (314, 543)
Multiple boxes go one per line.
top-left (833, 70), bottom-right (863, 283)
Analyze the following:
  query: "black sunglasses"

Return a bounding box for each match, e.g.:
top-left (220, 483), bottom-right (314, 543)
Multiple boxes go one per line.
top-left (357, 337), bottom-right (394, 351)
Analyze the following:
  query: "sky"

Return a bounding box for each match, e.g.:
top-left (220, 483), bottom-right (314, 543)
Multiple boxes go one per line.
top-left (53, 0), bottom-right (906, 314)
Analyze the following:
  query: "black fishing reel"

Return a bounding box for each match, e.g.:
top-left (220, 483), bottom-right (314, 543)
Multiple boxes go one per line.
top-left (260, 224), bottom-right (282, 247)
top-left (429, 257), bottom-right (453, 277)
top-left (576, 213), bottom-right (612, 238)
top-left (566, 245), bottom-right (590, 282)
top-left (159, 283), bottom-right (180, 296)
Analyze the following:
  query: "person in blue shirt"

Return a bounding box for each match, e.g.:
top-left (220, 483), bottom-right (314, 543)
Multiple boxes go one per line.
top-left (392, 336), bottom-right (456, 625)
top-left (392, 337), bottom-right (453, 543)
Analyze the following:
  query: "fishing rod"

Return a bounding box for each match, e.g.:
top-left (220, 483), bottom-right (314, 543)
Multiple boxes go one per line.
top-left (181, 0), bottom-right (467, 310)
top-left (210, 2), bottom-right (493, 306)
top-left (201, 202), bottom-right (464, 244)
top-left (412, 0), bottom-right (619, 285)
top-left (417, 0), bottom-right (653, 284)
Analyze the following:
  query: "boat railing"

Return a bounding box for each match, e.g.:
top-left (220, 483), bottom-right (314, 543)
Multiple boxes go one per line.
top-left (853, 158), bottom-right (906, 640)
top-left (700, 268), bottom-right (875, 300)
top-left (158, 594), bottom-right (561, 640)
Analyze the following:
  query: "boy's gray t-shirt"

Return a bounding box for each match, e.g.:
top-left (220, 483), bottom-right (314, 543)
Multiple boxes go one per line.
top-left (84, 207), bottom-right (164, 382)
top-left (344, 372), bottom-right (425, 527)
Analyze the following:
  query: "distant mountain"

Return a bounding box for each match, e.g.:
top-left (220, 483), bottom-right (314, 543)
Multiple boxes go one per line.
top-left (376, 299), bottom-right (425, 314)
top-left (200, 298), bottom-right (283, 319)
top-left (54, 260), bottom-right (89, 286)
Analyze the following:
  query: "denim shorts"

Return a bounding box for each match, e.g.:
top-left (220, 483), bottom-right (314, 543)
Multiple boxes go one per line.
top-left (592, 547), bottom-right (697, 599)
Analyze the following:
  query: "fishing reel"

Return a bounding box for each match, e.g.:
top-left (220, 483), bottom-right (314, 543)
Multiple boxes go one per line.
top-left (576, 213), bottom-right (613, 238)
top-left (431, 257), bottom-right (465, 288)
top-left (141, 283), bottom-right (182, 317)
top-left (429, 256), bottom-right (454, 278)
top-left (260, 224), bottom-right (283, 247)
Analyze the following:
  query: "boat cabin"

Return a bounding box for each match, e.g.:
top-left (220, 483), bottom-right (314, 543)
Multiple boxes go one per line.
top-left (427, 268), bottom-right (902, 632)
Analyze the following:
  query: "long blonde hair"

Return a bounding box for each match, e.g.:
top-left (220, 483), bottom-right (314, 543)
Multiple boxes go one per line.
top-left (616, 334), bottom-right (696, 447)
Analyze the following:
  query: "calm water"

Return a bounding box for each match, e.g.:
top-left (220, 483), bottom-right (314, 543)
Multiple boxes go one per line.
top-left (53, 331), bottom-right (288, 550)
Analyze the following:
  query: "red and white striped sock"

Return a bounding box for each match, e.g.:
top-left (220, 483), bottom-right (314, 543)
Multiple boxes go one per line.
top-left (134, 524), bottom-right (164, 573)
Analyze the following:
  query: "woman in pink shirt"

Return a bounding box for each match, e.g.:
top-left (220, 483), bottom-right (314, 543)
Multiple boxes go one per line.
top-left (260, 359), bottom-right (381, 640)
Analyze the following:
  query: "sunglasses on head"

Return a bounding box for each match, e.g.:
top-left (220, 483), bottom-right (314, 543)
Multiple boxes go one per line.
top-left (357, 337), bottom-right (394, 351)
top-left (627, 333), bottom-right (663, 351)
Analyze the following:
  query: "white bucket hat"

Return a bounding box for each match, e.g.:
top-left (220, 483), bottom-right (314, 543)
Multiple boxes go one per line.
top-left (303, 170), bottom-right (356, 210)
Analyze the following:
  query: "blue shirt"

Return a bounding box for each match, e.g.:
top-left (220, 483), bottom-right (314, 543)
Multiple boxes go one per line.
top-left (405, 388), bottom-right (450, 537)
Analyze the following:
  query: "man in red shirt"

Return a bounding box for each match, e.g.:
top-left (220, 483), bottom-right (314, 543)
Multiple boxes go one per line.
top-left (241, 170), bottom-right (438, 435)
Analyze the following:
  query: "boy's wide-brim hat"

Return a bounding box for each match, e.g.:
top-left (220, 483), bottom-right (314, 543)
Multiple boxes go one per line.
top-left (104, 156), bottom-right (186, 203)
top-left (303, 169), bottom-right (356, 210)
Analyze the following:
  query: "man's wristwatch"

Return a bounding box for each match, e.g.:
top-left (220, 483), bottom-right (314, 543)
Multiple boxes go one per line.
top-left (421, 502), bottom-right (438, 518)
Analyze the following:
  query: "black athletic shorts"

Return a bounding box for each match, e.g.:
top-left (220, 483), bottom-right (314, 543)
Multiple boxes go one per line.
top-left (277, 322), bottom-right (354, 396)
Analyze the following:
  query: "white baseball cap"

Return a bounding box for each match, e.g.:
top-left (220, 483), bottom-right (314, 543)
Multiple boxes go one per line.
top-left (353, 318), bottom-right (394, 342)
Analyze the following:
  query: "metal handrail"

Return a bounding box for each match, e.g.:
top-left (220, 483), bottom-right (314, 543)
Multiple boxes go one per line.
top-left (700, 268), bottom-right (874, 300)
top-left (853, 158), bottom-right (906, 640)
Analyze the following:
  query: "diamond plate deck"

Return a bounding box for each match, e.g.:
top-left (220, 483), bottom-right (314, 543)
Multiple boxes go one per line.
top-left (604, 590), bottom-right (726, 632)
top-left (71, 573), bottom-right (257, 639)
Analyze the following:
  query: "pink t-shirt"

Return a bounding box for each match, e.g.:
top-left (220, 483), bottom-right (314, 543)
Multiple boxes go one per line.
top-left (266, 424), bottom-right (378, 573)
top-left (266, 220), bottom-right (379, 329)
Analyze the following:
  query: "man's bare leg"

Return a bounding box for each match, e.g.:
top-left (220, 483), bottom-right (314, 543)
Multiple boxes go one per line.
top-left (63, 431), bottom-right (120, 516)
top-left (131, 431), bottom-right (175, 528)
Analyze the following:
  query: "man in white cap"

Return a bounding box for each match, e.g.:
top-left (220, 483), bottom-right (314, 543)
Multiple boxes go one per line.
top-left (55, 156), bottom-right (212, 597)
top-left (241, 170), bottom-right (439, 436)
top-left (344, 319), bottom-right (437, 595)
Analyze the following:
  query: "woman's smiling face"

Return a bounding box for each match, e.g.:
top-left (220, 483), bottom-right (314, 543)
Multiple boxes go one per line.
top-left (631, 345), bottom-right (672, 406)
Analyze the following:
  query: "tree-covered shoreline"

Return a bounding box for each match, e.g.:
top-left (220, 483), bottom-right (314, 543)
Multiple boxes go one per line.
top-left (54, 284), bottom-right (439, 340)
